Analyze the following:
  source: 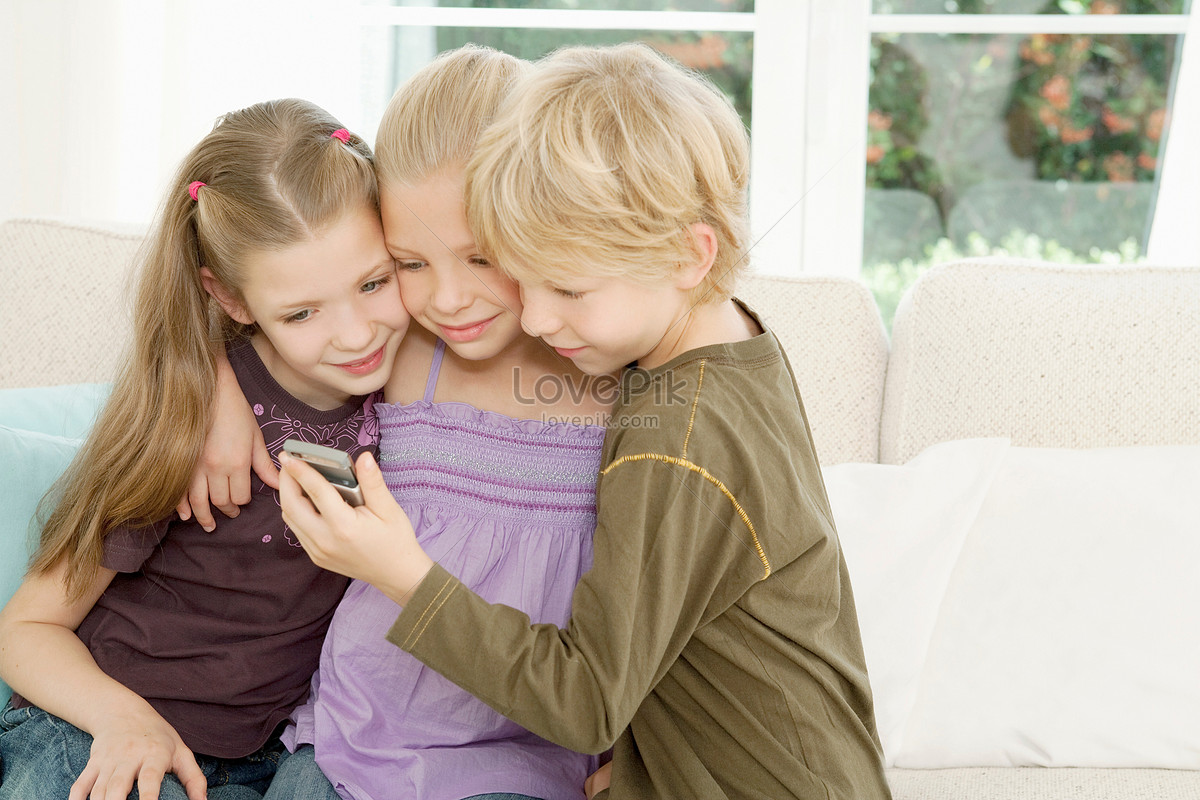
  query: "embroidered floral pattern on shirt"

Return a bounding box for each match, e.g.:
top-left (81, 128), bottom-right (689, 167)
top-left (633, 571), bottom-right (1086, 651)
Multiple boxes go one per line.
top-left (253, 393), bottom-right (380, 547)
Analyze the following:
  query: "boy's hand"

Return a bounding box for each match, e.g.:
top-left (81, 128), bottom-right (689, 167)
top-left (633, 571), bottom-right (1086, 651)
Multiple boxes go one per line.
top-left (69, 706), bottom-right (205, 800)
top-left (585, 762), bottom-right (612, 799)
top-left (280, 451), bottom-right (434, 606)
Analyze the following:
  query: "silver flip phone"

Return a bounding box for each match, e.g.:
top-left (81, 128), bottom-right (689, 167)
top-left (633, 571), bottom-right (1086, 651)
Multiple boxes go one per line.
top-left (282, 439), bottom-right (365, 507)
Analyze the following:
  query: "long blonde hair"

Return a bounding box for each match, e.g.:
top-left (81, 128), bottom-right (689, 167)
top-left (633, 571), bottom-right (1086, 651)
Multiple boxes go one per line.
top-left (33, 98), bottom-right (378, 601)
top-left (375, 44), bottom-right (531, 188)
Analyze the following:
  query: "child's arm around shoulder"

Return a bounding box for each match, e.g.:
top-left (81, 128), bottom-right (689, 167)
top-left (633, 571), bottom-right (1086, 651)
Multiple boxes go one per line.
top-left (176, 351), bottom-right (279, 532)
top-left (0, 560), bottom-right (206, 800)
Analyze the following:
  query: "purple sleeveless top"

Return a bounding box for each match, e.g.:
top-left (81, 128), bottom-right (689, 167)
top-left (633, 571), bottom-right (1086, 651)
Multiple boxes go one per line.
top-left (284, 340), bottom-right (605, 800)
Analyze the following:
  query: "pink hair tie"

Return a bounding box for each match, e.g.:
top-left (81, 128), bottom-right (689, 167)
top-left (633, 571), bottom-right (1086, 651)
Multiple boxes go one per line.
top-left (330, 128), bottom-right (351, 144)
top-left (188, 181), bottom-right (206, 202)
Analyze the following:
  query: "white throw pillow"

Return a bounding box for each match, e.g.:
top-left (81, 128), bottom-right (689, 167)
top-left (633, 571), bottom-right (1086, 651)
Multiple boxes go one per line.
top-left (822, 437), bottom-right (1009, 763)
top-left (894, 444), bottom-right (1200, 769)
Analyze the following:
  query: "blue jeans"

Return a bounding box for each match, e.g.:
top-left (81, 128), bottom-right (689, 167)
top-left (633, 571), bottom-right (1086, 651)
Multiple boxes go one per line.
top-left (260, 744), bottom-right (545, 800)
top-left (261, 745), bottom-right (339, 800)
top-left (0, 703), bottom-right (283, 800)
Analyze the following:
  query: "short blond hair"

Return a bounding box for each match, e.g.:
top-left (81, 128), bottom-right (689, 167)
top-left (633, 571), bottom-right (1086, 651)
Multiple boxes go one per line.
top-left (466, 43), bottom-right (751, 303)
top-left (375, 44), bottom-right (531, 187)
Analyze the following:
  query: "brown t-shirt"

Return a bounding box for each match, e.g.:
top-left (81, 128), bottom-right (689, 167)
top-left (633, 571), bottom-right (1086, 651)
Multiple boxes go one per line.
top-left (39, 340), bottom-right (376, 758)
top-left (389, 307), bottom-right (892, 800)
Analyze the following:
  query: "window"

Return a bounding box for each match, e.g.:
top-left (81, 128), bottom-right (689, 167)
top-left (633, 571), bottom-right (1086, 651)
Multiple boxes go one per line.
top-left (357, 1), bottom-right (1195, 327)
top-left (354, 0), bottom-right (810, 284)
top-left (861, 0), bottom-right (1194, 325)
top-left (7, 1), bottom-right (1193, 302)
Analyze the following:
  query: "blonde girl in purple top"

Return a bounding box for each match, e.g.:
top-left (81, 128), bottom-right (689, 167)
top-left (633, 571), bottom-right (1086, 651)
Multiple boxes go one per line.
top-left (198, 47), bottom-right (612, 800)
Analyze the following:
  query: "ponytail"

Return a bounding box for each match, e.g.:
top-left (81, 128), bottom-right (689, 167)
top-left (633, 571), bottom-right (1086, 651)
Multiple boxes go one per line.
top-left (30, 98), bottom-right (379, 601)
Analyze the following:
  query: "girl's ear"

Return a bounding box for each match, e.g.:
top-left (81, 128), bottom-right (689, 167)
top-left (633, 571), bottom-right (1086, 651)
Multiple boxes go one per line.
top-left (200, 267), bottom-right (255, 325)
top-left (675, 222), bottom-right (719, 291)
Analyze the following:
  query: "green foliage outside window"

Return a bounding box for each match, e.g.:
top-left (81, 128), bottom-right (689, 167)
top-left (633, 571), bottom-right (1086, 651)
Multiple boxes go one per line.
top-left (867, 0), bottom-right (1183, 200)
top-left (1005, 31), bottom-right (1174, 185)
top-left (864, 0), bottom-right (1185, 327)
top-left (403, 0), bottom-right (1186, 327)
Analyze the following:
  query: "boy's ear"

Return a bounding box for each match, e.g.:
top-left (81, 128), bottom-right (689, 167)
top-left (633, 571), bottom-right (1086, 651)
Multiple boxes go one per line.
top-left (675, 223), bottom-right (719, 291)
top-left (200, 267), bottom-right (255, 325)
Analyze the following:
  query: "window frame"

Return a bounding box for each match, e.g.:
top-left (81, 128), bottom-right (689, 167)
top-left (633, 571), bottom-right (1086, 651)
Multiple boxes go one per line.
top-left (840, 6), bottom-right (1195, 277)
top-left (355, 2), bottom-right (1196, 277)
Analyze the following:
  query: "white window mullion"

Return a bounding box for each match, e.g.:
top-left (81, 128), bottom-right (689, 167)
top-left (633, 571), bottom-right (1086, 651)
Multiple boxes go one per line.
top-left (751, 0), bottom-right (876, 279)
top-left (746, 0), bottom-right (809, 279)
top-left (868, 13), bottom-right (1190, 35)
top-left (795, 0), bottom-right (872, 278)
top-left (1148, 11), bottom-right (1200, 265)
top-left (355, 6), bottom-right (754, 32)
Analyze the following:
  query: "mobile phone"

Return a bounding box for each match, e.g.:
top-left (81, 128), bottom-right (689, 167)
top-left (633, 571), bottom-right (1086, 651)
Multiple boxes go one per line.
top-left (282, 439), bottom-right (364, 507)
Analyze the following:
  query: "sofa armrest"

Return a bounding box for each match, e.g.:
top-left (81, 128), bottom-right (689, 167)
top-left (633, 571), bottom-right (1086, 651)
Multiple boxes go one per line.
top-left (0, 218), bottom-right (144, 389)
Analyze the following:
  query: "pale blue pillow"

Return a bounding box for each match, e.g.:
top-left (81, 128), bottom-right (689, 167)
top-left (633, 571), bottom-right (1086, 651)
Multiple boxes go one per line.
top-left (0, 383), bottom-right (110, 440)
top-left (0, 425), bottom-right (82, 703)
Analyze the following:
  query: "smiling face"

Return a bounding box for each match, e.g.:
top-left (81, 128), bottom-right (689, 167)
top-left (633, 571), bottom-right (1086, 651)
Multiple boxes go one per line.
top-left (214, 205), bottom-right (409, 410)
top-left (381, 171), bottom-right (525, 362)
top-left (517, 272), bottom-right (695, 377)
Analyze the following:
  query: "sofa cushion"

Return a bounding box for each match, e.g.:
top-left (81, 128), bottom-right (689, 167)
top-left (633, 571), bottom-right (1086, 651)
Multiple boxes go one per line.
top-left (0, 218), bottom-right (142, 389)
top-left (894, 444), bottom-right (1200, 769)
top-left (886, 766), bottom-right (1200, 800)
top-left (0, 383), bottom-right (111, 439)
top-left (823, 437), bottom-right (1009, 764)
top-left (740, 273), bottom-right (888, 465)
top-left (0, 424), bottom-right (84, 703)
top-left (881, 259), bottom-right (1200, 464)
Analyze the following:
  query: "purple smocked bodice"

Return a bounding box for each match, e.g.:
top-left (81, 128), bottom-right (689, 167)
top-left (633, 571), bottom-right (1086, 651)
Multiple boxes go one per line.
top-left (284, 340), bottom-right (605, 800)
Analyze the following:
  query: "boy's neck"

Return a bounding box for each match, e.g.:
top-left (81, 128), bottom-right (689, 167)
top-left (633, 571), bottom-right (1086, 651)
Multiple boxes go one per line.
top-left (639, 298), bottom-right (761, 370)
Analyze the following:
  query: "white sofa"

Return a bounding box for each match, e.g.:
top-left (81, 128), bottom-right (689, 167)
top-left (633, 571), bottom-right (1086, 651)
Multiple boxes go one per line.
top-left (2, 218), bottom-right (1199, 798)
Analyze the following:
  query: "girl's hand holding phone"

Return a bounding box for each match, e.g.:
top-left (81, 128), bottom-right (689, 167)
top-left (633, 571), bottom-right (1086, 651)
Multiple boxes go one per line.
top-left (279, 450), bottom-right (434, 606)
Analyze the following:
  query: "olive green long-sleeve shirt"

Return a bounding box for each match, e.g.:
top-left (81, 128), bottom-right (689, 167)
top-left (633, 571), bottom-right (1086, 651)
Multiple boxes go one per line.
top-left (389, 309), bottom-right (891, 800)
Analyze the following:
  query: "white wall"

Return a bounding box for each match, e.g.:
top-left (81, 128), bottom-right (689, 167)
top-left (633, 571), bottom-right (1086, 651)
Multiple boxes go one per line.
top-left (1, 0), bottom-right (364, 226)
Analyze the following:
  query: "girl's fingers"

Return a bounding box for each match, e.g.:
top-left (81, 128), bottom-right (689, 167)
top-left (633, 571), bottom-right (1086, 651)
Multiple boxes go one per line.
top-left (173, 752), bottom-right (208, 800)
top-left (105, 758), bottom-right (154, 800)
top-left (185, 474), bottom-right (217, 532)
top-left (126, 770), bottom-right (160, 800)
top-left (206, 474), bottom-right (233, 518)
top-left (228, 467), bottom-right (252, 510)
top-left (354, 451), bottom-right (393, 511)
top-left (252, 435), bottom-right (281, 489)
top-left (584, 762), bottom-right (613, 800)
top-left (67, 763), bottom-right (98, 800)
top-left (278, 462), bottom-right (316, 527)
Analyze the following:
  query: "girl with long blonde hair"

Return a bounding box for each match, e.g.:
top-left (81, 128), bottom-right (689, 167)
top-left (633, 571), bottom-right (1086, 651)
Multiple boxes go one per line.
top-left (0, 97), bottom-right (408, 800)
